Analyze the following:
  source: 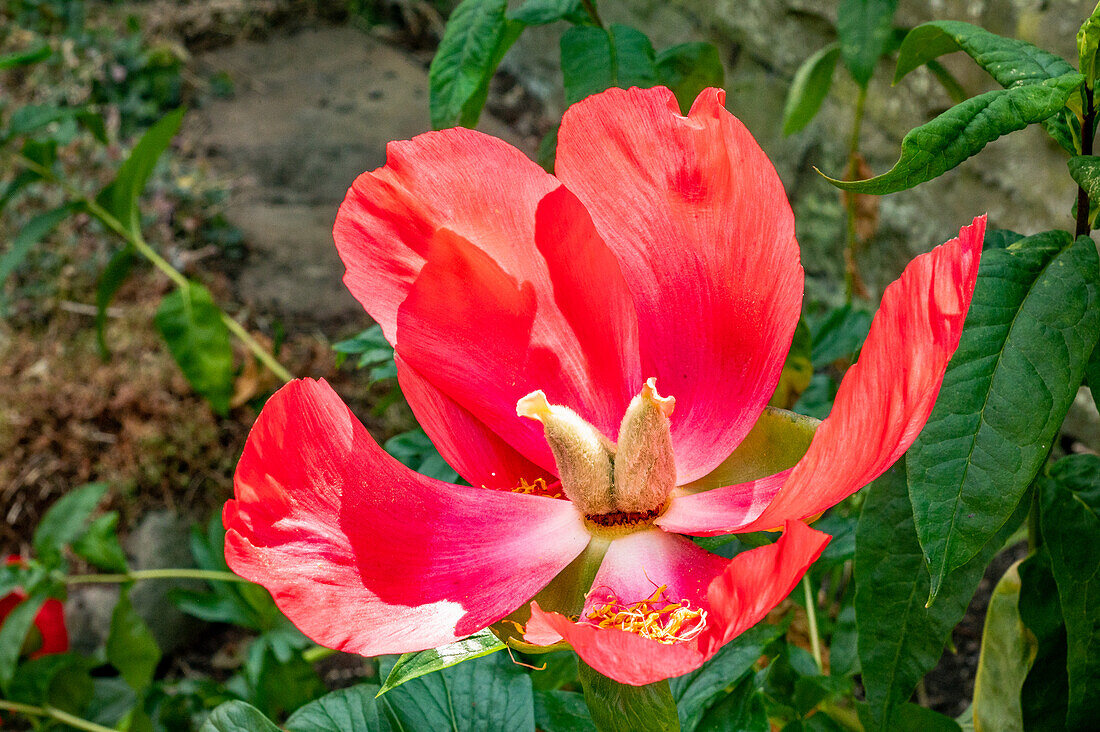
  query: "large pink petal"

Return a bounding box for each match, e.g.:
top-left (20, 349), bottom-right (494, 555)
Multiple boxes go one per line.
top-left (735, 216), bottom-right (986, 533)
top-left (395, 354), bottom-right (552, 490)
top-left (526, 521), bottom-right (829, 685)
top-left (556, 86), bottom-right (803, 483)
top-left (395, 199), bottom-right (643, 469)
top-left (224, 379), bottom-right (590, 656)
top-left (333, 128), bottom-right (558, 342)
top-left (655, 469), bottom-right (791, 536)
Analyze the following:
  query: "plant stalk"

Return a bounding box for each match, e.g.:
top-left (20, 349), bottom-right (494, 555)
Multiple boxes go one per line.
top-left (802, 575), bottom-right (824, 672)
top-left (1077, 85), bottom-right (1096, 237)
top-left (62, 568), bottom-right (249, 584)
top-left (580, 0), bottom-right (604, 28)
top-left (14, 153), bottom-right (293, 384)
top-left (843, 85), bottom-right (869, 302)
top-left (0, 700), bottom-right (118, 732)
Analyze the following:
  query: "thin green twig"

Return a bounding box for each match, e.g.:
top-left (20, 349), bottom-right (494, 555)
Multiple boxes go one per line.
top-left (802, 574), bottom-right (824, 672)
top-left (0, 700), bottom-right (119, 732)
top-left (13, 153), bottom-right (293, 384)
top-left (62, 568), bottom-right (249, 584)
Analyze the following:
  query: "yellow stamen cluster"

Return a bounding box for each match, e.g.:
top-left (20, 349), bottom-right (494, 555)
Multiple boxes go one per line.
top-left (584, 585), bottom-right (707, 645)
top-left (511, 477), bottom-right (565, 499)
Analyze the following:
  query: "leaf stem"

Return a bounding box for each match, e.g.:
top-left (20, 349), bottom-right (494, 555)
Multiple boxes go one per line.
top-left (1077, 85), bottom-right (1095, 237)
top-left (14, 152), bottom-right (293, 384)
top-left (843, 85), bottom-right (868, 301)
top-left (802, 574), bottom-right (824, 671)
top-left (580, 0), bottom-right (604, 28)
top-left (62, 568), bottom-right (249, 584)
top-left (0, 700), bottom-right (119, 732)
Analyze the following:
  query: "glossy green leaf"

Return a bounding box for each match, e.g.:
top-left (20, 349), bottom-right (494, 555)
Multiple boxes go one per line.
top-left (379, 629), bottom-right (506, 695)
top-left (894, 20), bottom-right (1074, 88)
top-left (782, 44), bottom-right (839, 136)
top-left (671, 620), bottom-right (785, 732)
top-left (1039, 454), bottom-right (1100, 728)
top-left (286, 684), bottom-right (394, 731)
top-left (561, 24), bottom-right (658, 106)
top-left (200, 701), bottom-right (280, 732)
top-left (33, 481), bottom-right (108, 563)
top-left (507, 0), bottom-right (586, 25)
top-left (1087, 337), bottom-right (1100, 416)
top-left (825, 73), bottom-right (1082, 194)
top-left (909, 231), bottom-right (1100, 602)
top-left (0, 203), bottom-right (78, 314)
top-left (1069, 155), bottom-right (1100, 209)
top-left (154, 281), bottom-right (235, 415)
top-left (107, 588), bottom-right (161, 692)
top-left (534, 689), bottom-right (597, 732)
top-left (579, 661), bottom-right (680, 732)
top-left (695, 675), bottom-right (767, 732)
top-left (384, 428), bottom-right (461, 483)
top-left (1079, 2), bottom-right (1100, 89)
top-left (855, 460), bottom-right (1026, 731)
top-left (655, 42), bottom-right (725, 114)
top-left (836, 0), bottom-right (898, 86)
top-left (72, 512), bottom-right (128, 573)
top-left (429, 0), bottom-right (521, 129)
top-left (1018, 548), bottom-right (1069, 731)
top-left (95, 107), bottom-right (184, 233)
top-left (379, 651), bottom-right (535, 731)
top-left (971, 561), bottom-right (1028, 732)
top-left (95, 246), bottom-right (136, 359)
top-left (0, 44), bottom-right (50, 70)
top-left (0, 595), bottom-right (46, 691)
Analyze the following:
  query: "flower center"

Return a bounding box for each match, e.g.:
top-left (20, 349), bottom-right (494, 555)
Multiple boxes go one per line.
top-left (582, 585), bottom-right (707, 644)
top-left (517, 378), bottom-right (677, 537)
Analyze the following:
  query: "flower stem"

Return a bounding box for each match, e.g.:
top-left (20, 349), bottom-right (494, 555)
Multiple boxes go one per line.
top-left (580, 0), bottom-right (604, 28)
top-left (802, 575), bottom-right (824, 672)
top-left (62, 568), bottom-right (249, 584)
top-left (843, 85), bottom-right (868, 302)
top-left (0, 700), bottom-right (118, 732)
top-left (13, 153), bottom-right (293, 384)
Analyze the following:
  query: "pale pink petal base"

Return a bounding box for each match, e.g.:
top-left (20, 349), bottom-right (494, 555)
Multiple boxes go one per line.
top-left (225, 379), bottom-right (590, 656)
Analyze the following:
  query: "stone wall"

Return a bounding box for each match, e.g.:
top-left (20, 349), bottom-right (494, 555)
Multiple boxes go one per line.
top-left (504, 0), bottom-right (1096, 301)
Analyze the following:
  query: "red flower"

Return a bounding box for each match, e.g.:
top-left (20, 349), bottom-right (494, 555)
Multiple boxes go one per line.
top-left (224, 86), bottom-right (984, 685)
top-left (1, 557), bottom-right (69, 658)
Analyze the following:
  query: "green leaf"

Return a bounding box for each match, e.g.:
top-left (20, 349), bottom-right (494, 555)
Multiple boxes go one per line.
top-left (1069, 155), bottom-right (1100, 208)
top-left (836, 0), bottom-right (899, 86)
top-left (1017, 548), bottom-right (1069, 731)
top-left (286, 684), bottom-right (394, 731)
top-left (154, 281), bottom-right (235, 415)
top-left (1039, 454), bottom-right (1100, 728)
top-left (534, 690), bottom-right (597, 732)
top-left (894, 20), bottom-right (1075, 88)
top-left (1079, 2), bottom-right (1100, 89)
top-left (107, 588), bottom-right (162, 692)
top-left (971, 561), bottom-right (1028, 732)
top-left (655, 42), bottom-right (725, 114)
top-left (908, 231), bottom-right (1100, 602)
top-left (561, 24), bottom-right (659, 106)
top-left (824, 73), bottom-right (1083, 194)
top-left (4, 105), bottom-right (83, 142)
top-left (384, 429), bottom-right (460, 483)
top-left (72, 512), bottom-right (129, 573)
top-left (379, 651), bottom-right (535, 731)
top-left (670, 620), bottom-right (785, 732)
top-left (1088, 337), bottom-right (1100, 416)
top-left (0, 170), bottom-right (40, 216)
top-left (0, 44), bottom-right (51, 70)
top-left (7, 653), bottom-right (94, 713)
top-left (579, 661), bottom-right (680, 732)
top-left (95, 246), bottom-right (136, 359)
top-left (200, 701), bottom-right (280, 732)
top-left (782, 44), bottom-right (840, 136)
top-left (428, 0), bottom-right (522, 129)
top-left (0, 594), bottom-right (46, 691)
top-left (95, 107), bottom-right (185, 233)
top-left (695, 675), bottom-right (767, 732)
top-left (855, 459), bottom-right (1026, 731)
top-left (33, 481), bottom-right (108, 563)
top-left (0, 203), bottom-right (78, 314)
top-left (508, 0), bottom-right (586, 25)
top-left (379, 629), bottom-right (506, 695)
